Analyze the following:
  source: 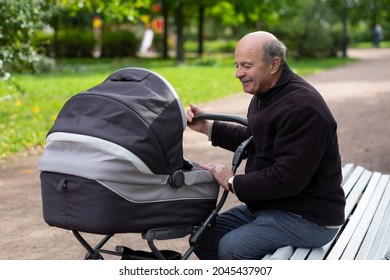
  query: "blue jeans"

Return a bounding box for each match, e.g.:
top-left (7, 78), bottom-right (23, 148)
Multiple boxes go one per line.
top-left (194, 205), bottom-right (338, 260)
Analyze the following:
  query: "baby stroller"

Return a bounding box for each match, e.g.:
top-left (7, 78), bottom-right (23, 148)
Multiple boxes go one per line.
top-left (39, 67), bottom-right (251, 260)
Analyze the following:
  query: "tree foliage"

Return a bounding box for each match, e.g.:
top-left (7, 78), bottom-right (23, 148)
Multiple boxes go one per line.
top-left (0, 0), bottom-right (46, 82)
top-left (1, 0), bottom-right (389, 84)
top-left (51, 0), bottom-right (152, 23)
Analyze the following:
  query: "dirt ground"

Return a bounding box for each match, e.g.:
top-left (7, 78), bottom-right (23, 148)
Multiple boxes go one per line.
top-left (1, 48), bottom-right (389, 260)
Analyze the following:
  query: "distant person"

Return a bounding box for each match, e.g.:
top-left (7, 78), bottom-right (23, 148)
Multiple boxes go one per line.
top-left (139, 28), bottom-right (154, 54)
top-left (373, 24), bottom-right (383, 48)
top-left (186, 31), bottom-right (346, 259)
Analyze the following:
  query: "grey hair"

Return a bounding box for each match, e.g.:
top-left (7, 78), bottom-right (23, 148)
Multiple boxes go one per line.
top-left (263, 39), bottom-right (287, 65)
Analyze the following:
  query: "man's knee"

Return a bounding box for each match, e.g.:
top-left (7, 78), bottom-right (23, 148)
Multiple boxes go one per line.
top-left (218, 235), bottom-right (237, 259)
top-left (218, 234), bottom-right (263, 259)
top-left (218, 232), bottom-right (275, 259)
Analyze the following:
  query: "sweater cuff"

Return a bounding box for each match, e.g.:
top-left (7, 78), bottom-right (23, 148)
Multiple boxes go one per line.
top-left (207, 121), bottom-right (214, 141)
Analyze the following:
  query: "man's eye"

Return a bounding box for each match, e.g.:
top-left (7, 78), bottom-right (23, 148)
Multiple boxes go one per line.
top-left (235, 64), bottom-right (251, 69)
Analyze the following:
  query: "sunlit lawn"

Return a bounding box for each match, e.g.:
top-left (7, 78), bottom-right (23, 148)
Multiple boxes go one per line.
top-left (0, 53), bottom-right (353, 159)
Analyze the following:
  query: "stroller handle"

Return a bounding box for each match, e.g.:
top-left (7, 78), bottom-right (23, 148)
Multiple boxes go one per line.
top-left (191, 113), bottom-right (248, 127)
top-left (184, 113), bottom-right (253, 258)
top-left (191, 112), bottom-right (252, 173)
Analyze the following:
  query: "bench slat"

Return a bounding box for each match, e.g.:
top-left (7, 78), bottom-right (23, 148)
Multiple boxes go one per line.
top-left (307, 168), bottom-right (372, 260)
top-left (342, 165), bottom-right (365, 196)
top-left (289, 248), bottom-right (311, 260)
top-left (326, 170), bottom-right (377, 260)
top-left (267, 246), bottom-right (294, 260)
top-left (367, 198), bottom-right (390, 259)
top-left (341, 163), bottom-right (356, 186)
top-left (355, 175), bottom-right (390, 259)
top-left (375, 207), bottom-right (390, 259)
top-left (304, 165), bottom-right (370, 260)
top-left (261, 164), bottom-right (390, 260)
top-left (261, 254), bottom-right (272, 260)
top-left (283, 164), bottom-right (361, 260)
top-left (343, 169), bottom-right (373, 218)
top-left (340, 173), bottom-right (387, 259)
top-left (305, 168), bottom-right (372, 260)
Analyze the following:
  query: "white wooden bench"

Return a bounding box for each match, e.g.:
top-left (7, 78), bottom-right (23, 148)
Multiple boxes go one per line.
top-left (262, 163), bottom-right (390, 260)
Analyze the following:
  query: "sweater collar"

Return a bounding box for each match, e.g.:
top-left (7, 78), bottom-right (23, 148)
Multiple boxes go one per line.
top-left (255, 64), bottom-right (294, 104)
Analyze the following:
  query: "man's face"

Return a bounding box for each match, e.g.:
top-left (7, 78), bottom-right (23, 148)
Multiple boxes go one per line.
top-left (234, 41), bottom-right (273, 95)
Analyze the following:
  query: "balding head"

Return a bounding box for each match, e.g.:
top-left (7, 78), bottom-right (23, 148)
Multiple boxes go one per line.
top-left (236, 31), bottom-right (286, 65)
top-left (240, 31), bottom-right (278, 44)
top-left (234, 31), bottom-right (287, 95)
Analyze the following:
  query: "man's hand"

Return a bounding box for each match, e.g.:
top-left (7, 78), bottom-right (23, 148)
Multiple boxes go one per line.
top-left (185, 104), bottom-right (210, 135)
top-left (201, 163), bottom-right (234, 192)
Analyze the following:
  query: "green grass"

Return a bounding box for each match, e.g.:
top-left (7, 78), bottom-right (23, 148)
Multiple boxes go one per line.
top-left (0, 54), bottom-right (353, 159)
top-left (350, 40), bottom-right (390, 49)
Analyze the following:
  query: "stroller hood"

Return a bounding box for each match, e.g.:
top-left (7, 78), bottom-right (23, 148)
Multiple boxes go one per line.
top-left (43, 67), bottom-right (187, 175)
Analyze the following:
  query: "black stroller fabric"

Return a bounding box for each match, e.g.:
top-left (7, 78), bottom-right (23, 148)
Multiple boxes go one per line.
top-left (48, 67), bottom-right (185, 175)
top-left (39, 68), bottom-right (219, 234)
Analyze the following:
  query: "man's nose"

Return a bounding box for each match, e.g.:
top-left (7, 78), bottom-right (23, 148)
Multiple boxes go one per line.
top-left (235, 67), bottom-right (244, 79)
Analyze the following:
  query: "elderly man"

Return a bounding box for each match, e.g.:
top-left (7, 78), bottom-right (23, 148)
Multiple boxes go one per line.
top-left (186, 31), bottom-right (346, 259)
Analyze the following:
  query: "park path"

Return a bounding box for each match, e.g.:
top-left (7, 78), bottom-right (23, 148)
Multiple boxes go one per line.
top-left (0, 48), bottom-right (389, 259)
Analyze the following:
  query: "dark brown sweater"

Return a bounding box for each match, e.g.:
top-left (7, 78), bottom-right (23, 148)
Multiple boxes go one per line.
top-left (211, 65), bottom-right (346, 226)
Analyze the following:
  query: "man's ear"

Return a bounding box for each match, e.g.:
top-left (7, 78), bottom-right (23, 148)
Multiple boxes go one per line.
top-left (271, 57), bottom-right (281, 74)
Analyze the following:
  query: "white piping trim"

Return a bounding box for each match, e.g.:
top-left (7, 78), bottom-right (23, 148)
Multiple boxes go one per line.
top-left (47, 132), bottom-right (153, 174)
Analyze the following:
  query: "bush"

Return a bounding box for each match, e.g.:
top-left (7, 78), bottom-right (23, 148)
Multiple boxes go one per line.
top-left (269, 1), bottom-right (342, 58)
top-left (101, 30), bottom-right (140, 57)
top-left (52, 29), bottom-right (95, 57)
top-left (348, 23), bottom-right (372, 45)
top-left (35, 54), bottom-right (56, 72)
top-left (39, 28), bottom-right (140, 58)
top-left (185, 39), bottom-right (236, 53)
top-left (273, 26), bottom-right (341, 58)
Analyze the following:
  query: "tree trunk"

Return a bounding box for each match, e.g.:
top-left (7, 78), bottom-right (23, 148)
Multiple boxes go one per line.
top-left (162, 0), bottom-right (169, 59)
top-left (198, 5), bottom-right (204, 57)
top-left (175, 2), bottom-right (185, 63)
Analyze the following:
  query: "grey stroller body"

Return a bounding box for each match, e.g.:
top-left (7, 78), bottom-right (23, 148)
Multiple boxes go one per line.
top-left (39, 67), bottom-right (251, 259)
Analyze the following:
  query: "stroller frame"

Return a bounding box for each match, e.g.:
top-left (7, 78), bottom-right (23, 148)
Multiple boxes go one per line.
top-left (70, 113), bottom-right (252, 260)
